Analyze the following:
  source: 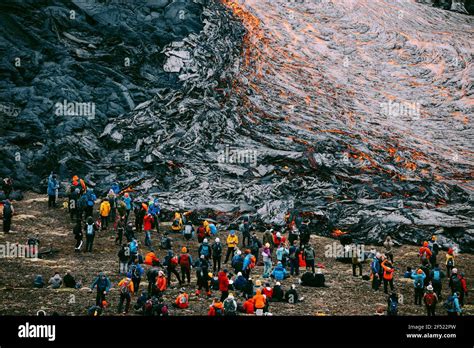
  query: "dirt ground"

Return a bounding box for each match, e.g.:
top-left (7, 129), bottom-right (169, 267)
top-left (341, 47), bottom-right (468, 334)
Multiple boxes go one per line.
top-left (0, 192), bottom-right (472, 316)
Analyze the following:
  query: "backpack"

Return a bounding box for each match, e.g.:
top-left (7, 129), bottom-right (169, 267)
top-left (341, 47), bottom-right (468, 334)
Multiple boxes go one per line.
top-left (129, 265), bottom-right (140, 280)
top-left (179, 295), bottom-right (188, 305)
top-left (424, 293), bottom-right (436, 306)
top-left (120, 281), bottom-right (131, 295)
top-left (144, 299), bottom-right (153, 315)
top-left (200, 244), bottom-right (210, 256)
top-left (179, 254), bottom-right (190, 268)
top-left (249, 256), bottom-right (256, 269)
top-left (447, 258), bottom-right (454, 267)
top-left (172, 219), bottom-right (180, 227)
top-left (3, 204), bottom-right (12, 217)
top-left (224, 299), bottom-right (237, 313)
top-left (86, 224), bottom-right (94, 235)
top-left (212, 243), bottom-right (222, 256)
top-left (444, 296), bottom-right (455, 311)
top-left (414, 277), bottom-right (423, 289)
top-left (170, 256), bottom-right (178, 266)
top-left (432, 270), bottom-right (440, 282)
top-left (388, 298), bottom-right (398, 315)
top-left (184, 225), bottom-right (193, 236)
top-left (160, 304), bottom-right (169, 316)
top-left (451, 275), bottom-right (461, 291)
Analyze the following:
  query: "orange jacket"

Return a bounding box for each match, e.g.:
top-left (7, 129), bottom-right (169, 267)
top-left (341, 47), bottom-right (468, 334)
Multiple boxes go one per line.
top-left (175, 293), bottom-right (189, 309)
top-left (144, 252), bottom-right (159, 266)
top-left (253, 289), bottom-right (266, 309)
top-left (208, 302), bottom-right (224, 316)
top-left (156, 276), bottom-right (167, 291)
top-left (118, 278), bottom-right (134, 294)
top-left (381, 260), bottom-right (394, 280)
top-left (419, 246), bottom-right (432, 259)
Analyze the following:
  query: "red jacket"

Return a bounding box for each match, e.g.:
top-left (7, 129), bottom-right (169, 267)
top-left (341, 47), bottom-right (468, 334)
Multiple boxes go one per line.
top-left (262, 287), bottom-right (273, 299)
top-left (143, 214), bottom-right (154, 231)
top-left (218, 271), bottom-right (229, 292)
top-left (242, 299), bottom-right (255, 314)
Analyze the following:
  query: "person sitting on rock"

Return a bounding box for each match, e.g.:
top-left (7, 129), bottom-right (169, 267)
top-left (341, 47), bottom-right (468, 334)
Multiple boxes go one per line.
top-left (48, 272), bottom-right (62, 289)
top-left (272, 281), bottom-right (285, 302)
top-left (173, 288), bottom-right (189, 309)
top-left (63, 270), bottom-right (77, 288)
top-left (33, 275), bottom-right (45, 288)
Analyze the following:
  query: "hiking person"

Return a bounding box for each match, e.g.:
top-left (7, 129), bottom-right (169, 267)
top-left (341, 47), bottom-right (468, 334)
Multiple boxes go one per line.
top-left (445, 292), bottom-right (462, 316)
top-left (430, 264), bottom-right (445, 299)
top-left (420, 259), bottom-right (432, 285)
top-left (2, 199), bottom-right (13, 234)
top-left (212, 238), bottom-right (223, 273)
top-left (352, 246), bottom-right (363, 277)
top-left (387, 293), bottom-right (398, 316)
top-left (144, 250), bottom-right (160, 267)
top-left (262, 230), bottom-right (274, 252)
top-left (411, 268), bottom-right (426, 305)
top-left (195, 255), bottom-right (211, 297)
top-left (134, 202), bottom-right (146, 233)
top-left (243, 277), bottom-right (254, 299)
top-left (122, 193), bottom-right (132, 221)
top-left (33, 275), bottom-right (45, 288)
top-left (218, 269), bottom-right (230, 302)
top-left (160, 232), bottom-right (172, 250)
top-left (118, 244), bottom-right (130, 274)
top-left (241, 298), bottom-right (255, 314)
top-left (288, 241), bottom-right (300, 277)
top-left (48, 272), bottom-right (62, 289)
top-left (47, 172), bottom-right (59, 208)
top-left (143, 213), bottom-right (154, 248)
top-left (208, 298), bottom-right (224, 316)
top-left (271, 261), bottom-right (288, 281)
top-left (128, 259), bottom-right (144, 292)
top-left (262, 283), bottom-right (273, 301)
top-left (253, 289), bottom-right (266, 315)
top-left (249, 232), bottom-right (262, 263)
top-left (174, 288), bottom-right (189, 309)
top-left (242, 249), bottom-right (256, 279)
top-left (423, 285), bottom-right (438, 316)
top-left (114, 216), bottom-right (125, 245)
top-left (207, 221), bottom-right (218, 236)
top-left (84, 216), bottom-right (97, 252)
top-left (84, 188), bottom-right (96, 218)
top-left (63, 270), bottom-right (77, 288)
top-left (147, 198), bottom-right (161, 233)
top-left (68, 188), bottom-right (80, 221)
top-left (303, 244), bottom-right (316, 273)
top-left (107, 190), bottom-right (117, 223)
top-left (299, 221), bottom-right (311, 249)
top-left (124, 221), bottom-right (135, 243)
top-left (117, 277), bottom-right (134, 314)
top-left (233, 272), bottom-right (247, 291)
top-left (225, 230), bottom-right (239, 263)
top-left (183, 221), bottom-right (194, 241)
top-left (383, 235), bottom-right (394, 263)
top-left (288, 224), bottom-right (300, 246)
top-left (155, 270), bottom-right (167, 297)
top-left (262, 243), bottom-right (273, 278)
top-left (428, 235), bottom-right (440, 267)
top-left (146, 267), bottom-right (159, 296)
top-left (179, 247), bottom-right (193, 285)
top-left (445, 248), bottom-right (455, 277)
top-left (285, 284), bottom-right (303, 304)
top-left (90, 272), bottom-right (111, 307)
top-left (239, 220), bottom-right (251, 247)
top-left (231, 249), bottom-right (244, 274)
top-left (171, 212), bottom-right (183, 233)
top-left (276, 242), bottom-right (289, 267)
top-left (198, 238), bottom-right (212, 260)
top-left (370, 253), bottom-right (382, 291)
top-left (381, 259), bottom-right (395, 294)
top-left (419, 241), bottom-right (432, 263)
top-left (449, 269), bottom-right (468, 306)
top-left (197, 224), bottom-right (206, 243)
top-left (73, 219), bottom-right (83, 252)
top-left (128, 238), bottom-right (138, 262)
top-left (164, 250), bottom-right (182, 286)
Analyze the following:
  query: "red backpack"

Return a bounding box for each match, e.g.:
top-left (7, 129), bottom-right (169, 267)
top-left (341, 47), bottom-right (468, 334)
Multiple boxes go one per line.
top-left (424, 293), bottom-right (436, 306)
top-left (179, 254), bottom-right (190, 267)
top-left (171, 256), bottom-right (178, 266)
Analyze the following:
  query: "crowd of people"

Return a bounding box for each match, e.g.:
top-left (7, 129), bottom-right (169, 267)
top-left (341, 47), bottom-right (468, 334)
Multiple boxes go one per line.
top-left (0, 174), bottom-right (470, 316)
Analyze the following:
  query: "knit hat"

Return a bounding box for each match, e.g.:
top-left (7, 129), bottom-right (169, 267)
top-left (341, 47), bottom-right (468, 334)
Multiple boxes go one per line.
top-left (427, 285), bottom-right (433, 291)
top-left (215, 238), bottom-right (220, 243)
top-left (203, 238), bottom-right (208, 243)
top-left (276, 282), bottom-right (281, 286)
top-left (431, 235), bottom-right (436, 241)
top-left (452, 268), bottom-right (458, 274)
top-left (417, 269), bottom-right (423, 274)
top-left (237, 272), bottom-right (242, 277)
top-left (423, 241), bottom-right (428, 247)
top-left (255, 280), bottom-right (262, 286)
top-left (236, 250), bottom-right (242, 255)
top-left (265, 243), bottom-right (270, 248)
top-left (181, 247), bottom-right (187, 253)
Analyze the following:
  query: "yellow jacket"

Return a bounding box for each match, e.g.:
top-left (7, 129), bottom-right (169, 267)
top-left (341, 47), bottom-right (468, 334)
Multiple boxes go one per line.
top-left (227, 234), bottom-right (239, 248)
top-left (100, 201), bottom-right (111, 217)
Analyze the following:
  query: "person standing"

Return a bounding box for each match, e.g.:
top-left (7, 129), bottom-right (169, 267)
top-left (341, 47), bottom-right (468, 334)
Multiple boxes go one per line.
top-left (117, 277), bottom-right (134, 314)
top-left (383, 235), bottom-right (394, 263)
top-left (381, 259), bottom-right (395, 294)
top-left (303, 244), bottom-right (316, 273)
top-left (430, 264), bottom-right (445, 299)
top-left (411, 269), bottom-right (426, 306)
top-left (225, 230), bottom-right (239, 263)
top-left (47, 172), bottom-right (59, 208)
top-left (178, 247), bottom-right (193, 285)
top-left (73, 219), bottom-right (83, 252)
top-left (212, 238), bottom-right (223, 273)
top-left (445, 248), bottom-right (455, 277)
top-left (84, 216), bottom-right (97, 252)
top-left (262, 243), bottom-right (273, 278)
top-left (90, 272), bottom-right (111, 307)
top-left (423, 285), bottom-right (438, 316)
top-left (288, 241), bottom-right (301, 277)
top-left (2, 199), bottom-right (14, 233)
top-left (99, 198), bottom-right (111, 231)
top-left (143, 213), bottom-right (154, 247)
top-left (218, 269), bottom-right (230, 302)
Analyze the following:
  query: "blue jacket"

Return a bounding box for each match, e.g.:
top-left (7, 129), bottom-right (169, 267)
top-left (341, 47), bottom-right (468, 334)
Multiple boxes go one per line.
top-left (148, 199), bottom-right (160, 215)
top-left (371, 258), bottom-right (380, 274)
top-left (243, 254), bottom-right (253, 271)
top-left (111, 183), bottom-right (120, 195)
top-left (209, 224), bottom-right (217, 235)
top-left (232, 255), bottom-right (243, 269)
top-left (276, 247), bottom-right (288, 261)
top-left (272, 263), bottom-right (287, 280)
top-left (47, 175), bottom-right (58, 196)
top-left (234, 275), bottom-right (247, 290)
top-left (446, 294), bottom-right (462, 313)
top-left (123, 197), bottom-right (132, 210)
top-left (85, 190), bottom-right (96, 207)
top-left (411, 271), bottom-right (427, 288)
top-left (90, 273), bottom-right (111, 292)
top-left (129, 240), bottom-right (138, 253)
